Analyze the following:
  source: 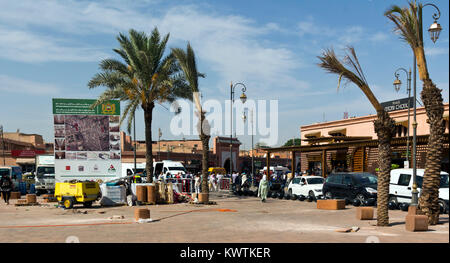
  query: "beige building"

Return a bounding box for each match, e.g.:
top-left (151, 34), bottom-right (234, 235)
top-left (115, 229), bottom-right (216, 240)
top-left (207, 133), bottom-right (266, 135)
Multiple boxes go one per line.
top-left (301, 104), bottom-right (449, 143)
top-left (0, 131), bottom-right (53, 172)
top-left (263, 103), bottom-right (449, 176)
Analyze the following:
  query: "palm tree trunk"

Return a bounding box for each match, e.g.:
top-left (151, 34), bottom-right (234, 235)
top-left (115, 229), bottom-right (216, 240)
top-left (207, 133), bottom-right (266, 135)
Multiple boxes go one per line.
top-left (200, 133), bottom-right (210, 193)
top-left (199, 111), bottom-right (210, 193)
top-left (414, 47), bottom-right (429, 81)
top-left (374, 110), bottom-right (396, 227)
top-left (143, 102), bottom-right (155, 183)
top-left (419, 79), bottom-right (445, 225)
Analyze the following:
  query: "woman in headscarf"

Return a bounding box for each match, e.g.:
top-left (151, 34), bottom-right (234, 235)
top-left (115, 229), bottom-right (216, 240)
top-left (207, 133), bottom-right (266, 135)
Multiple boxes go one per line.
top-left (241, 173), bottom-right (248, 190)
top-left (258, 174), bottom-right (269, 202)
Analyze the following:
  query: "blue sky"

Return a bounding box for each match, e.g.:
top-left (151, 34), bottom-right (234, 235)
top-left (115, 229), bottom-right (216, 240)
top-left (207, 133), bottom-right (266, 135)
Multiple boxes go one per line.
top-left (0, 0), bottom-right (448, 148)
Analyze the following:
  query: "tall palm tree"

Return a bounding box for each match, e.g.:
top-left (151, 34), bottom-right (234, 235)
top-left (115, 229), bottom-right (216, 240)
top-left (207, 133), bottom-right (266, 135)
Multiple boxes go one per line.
top-left (318, 47), bottom-right (396, 226)
top-left (88, 27), bottom-right (191, 183)
top-left (385, 1), bottom-right (446, 225)
top-left (171, 43), bottom-right (211, 194)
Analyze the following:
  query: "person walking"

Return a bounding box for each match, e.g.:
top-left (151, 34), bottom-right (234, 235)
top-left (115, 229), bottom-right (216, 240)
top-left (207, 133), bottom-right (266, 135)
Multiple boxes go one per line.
top-left (194, 173), bottom-right (201, 202)
top-left (232, 172), bottom-right (238, 191)
top-left (216, 173), bottom-right (223, 191)
top-left (0, 174), bottom-right (13, 205)
top-left (209, 173), bottom-right (217, 192)
top-left (258, 174), bottom-right (269, 202)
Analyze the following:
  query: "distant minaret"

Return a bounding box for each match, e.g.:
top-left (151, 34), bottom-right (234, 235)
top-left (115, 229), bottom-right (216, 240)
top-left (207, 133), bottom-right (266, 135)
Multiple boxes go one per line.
top-left (343, 111), bottom-right (349, 119)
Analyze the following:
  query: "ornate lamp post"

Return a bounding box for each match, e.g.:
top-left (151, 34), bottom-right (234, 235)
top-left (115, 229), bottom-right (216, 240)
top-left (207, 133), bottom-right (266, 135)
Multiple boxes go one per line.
top-left (229, 82), bottom-right (247, 176)
top-left (393, 68), bottom-right (412, 167)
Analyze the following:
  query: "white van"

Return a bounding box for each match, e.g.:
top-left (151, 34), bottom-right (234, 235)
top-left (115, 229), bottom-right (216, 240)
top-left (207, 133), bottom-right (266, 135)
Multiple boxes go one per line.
top-left (389, 168), bottom-right (449, 213)
top-left (121, 162), bottom-right (146, 177)
top-left (153, 160), bottom-right (187, 180)
top-left (262, 166), bottom-right (290, 177)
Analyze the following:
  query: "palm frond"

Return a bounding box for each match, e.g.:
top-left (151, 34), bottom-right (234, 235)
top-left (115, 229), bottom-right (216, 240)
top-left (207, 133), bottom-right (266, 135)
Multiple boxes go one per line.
top-left (317, 46), bottom-right (382, 112)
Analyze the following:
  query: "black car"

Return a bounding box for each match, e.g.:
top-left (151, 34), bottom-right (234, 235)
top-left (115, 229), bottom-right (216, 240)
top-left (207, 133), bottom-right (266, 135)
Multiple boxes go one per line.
top-left (322, 172), bottom-right (378, 202)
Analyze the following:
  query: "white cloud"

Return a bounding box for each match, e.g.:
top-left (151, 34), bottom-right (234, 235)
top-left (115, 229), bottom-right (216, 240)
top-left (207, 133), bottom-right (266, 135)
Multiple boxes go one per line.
top-left (0, 26), bottom-right (109, 63)
top-left (0, 75), bottom-right (61, 95)
top-left (369, 32), bottom-right (389, 42)
top-left (425, 47), bottom-right (449, 56)
top-left (0, 2), bottom-right (305, 94)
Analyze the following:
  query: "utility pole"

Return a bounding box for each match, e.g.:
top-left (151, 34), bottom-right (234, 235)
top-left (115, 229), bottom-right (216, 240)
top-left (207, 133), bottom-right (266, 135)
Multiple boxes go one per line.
top-left (0, 125), bottom-right (5, 165)
top-left (158, 128), bottom-right (162, 161)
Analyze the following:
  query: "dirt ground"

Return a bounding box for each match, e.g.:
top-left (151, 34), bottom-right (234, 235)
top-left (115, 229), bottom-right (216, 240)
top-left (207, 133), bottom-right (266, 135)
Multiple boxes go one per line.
top-left (0, 192), bottom-right (448, 243)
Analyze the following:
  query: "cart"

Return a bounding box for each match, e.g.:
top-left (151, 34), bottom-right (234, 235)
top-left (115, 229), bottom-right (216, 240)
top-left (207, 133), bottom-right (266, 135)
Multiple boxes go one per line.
top-left (55, 181), bottom-right (101, 209)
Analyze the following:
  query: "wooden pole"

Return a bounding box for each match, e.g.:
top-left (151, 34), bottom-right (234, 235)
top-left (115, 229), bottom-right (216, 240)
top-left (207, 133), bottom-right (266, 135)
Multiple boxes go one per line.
top-left (321, 149), bottom-right (327, 178)
top-left (291, 151), bottom-right (296, 175)
top-left (266, 152), bottom-right (271, 180)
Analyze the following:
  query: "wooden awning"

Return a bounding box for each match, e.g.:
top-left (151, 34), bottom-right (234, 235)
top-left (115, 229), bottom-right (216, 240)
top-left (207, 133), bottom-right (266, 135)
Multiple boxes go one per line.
top-left (304, 131), bottom-right (321, 138)
top-left (328, 128), bottom-right (346, 136)
top-left (395, 119), bottom-right (409, 128)
top-left (15, 158), bottom-right (35, 164)
top-left (303, 136), bottom-right (372, 144)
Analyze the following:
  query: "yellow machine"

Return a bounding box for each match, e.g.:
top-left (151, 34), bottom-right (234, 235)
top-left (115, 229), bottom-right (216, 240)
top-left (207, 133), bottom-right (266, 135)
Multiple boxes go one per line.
top-left (208, 167), bottom-right (226, 175)
top-left (55, 181), bottom-right (101, 209)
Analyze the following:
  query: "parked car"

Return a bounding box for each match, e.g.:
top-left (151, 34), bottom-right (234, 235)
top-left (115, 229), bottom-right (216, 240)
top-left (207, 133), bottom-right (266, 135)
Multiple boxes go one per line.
top-left (322, 172), bottom-right (378, 202)
top-left (288, 176), bottom-right (325, 199)
top-left (389, 169), bottom-right (449, 214)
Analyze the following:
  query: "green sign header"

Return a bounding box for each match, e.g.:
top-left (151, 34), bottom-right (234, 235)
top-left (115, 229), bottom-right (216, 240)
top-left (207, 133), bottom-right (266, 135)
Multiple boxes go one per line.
top-left (52, 98), bottom-right (120, 115)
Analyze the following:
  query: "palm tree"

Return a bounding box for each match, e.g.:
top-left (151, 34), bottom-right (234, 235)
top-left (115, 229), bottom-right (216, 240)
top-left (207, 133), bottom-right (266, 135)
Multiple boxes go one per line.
top-left (385, 1), bottom-right (446, 225)
top-left (318, 47), bottom-right (396, 226)
top-left (171, 43), bottom-right (211, 194)
top-left (88, 27), bottom-right (191, 183)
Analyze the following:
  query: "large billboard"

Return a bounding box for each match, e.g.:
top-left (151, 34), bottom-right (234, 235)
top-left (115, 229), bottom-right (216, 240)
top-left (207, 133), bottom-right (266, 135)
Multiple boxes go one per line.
top-left (52, 98), bottom-right (121, 182)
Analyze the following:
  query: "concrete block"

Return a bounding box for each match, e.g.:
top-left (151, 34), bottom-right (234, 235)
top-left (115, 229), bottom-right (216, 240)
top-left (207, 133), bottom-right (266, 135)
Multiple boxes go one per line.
top-left (356, 207), bottom-right (374, 220)
top-left (17, 199), bottom-right (27, 205)
top-left (405, 215), bottom-right (428, 232)
top-left (317, 199), bottom-right (345, 210)
top-left (26, 194), bottom-right (37, 204)
top-left (10, 192), bottom-right (21, 199)
top-left (146, 185), bottom-right (156, 204)
top-left (134, 208), bottom-right (150, 221)
top-left (198, 193), bottom-right (209, 203)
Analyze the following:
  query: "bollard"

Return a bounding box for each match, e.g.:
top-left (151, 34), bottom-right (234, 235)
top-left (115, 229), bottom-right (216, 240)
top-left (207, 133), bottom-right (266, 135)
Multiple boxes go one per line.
top-left (356, 207), bottom-right (374, 220)
top-left (134, 208), bottom-right (150, 221)
top-left (146, 185), bottom-right (156, 205)
top-left (26, 194), bottom-right (37, 204)
top-left (317, 199), bottom-right (346, 210)
top-left (198, 193), bottom-right (209, 203)
top-left (136, 185), bottom-right (147, 203)
top-left (405, 215), bottom-right (428, 232)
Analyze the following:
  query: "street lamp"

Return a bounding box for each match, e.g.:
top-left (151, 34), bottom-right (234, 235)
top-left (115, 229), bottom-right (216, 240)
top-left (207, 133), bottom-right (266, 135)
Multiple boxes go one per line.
top-left (393, 68), bottom-right (412, 169)
top-left (407, 2), bottom-right (442, 206)
top-left (242, 110), bottom-right (255, 186)
top-left (425, 3), bottom-right (442, 43)
top-left (230, 82), bottom-right (247, 177)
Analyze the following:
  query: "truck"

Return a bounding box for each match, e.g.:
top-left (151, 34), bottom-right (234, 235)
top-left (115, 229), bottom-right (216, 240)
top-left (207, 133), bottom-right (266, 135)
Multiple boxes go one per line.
top-left (34, 154), bottom-right (55, 195)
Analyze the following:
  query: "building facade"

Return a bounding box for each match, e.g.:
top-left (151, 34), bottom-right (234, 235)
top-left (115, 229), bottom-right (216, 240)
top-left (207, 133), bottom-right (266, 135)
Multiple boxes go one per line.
top-left (263, 103), bottom-right (449, 177)
top-left (0, 131), bottom-right (54, 172)
top-left (299, 104), bottom-right (449, 175)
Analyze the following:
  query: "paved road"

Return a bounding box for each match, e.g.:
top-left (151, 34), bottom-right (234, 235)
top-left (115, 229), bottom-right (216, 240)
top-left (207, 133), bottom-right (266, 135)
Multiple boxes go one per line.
top-left (0, 192), bottom-right (448, 243)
